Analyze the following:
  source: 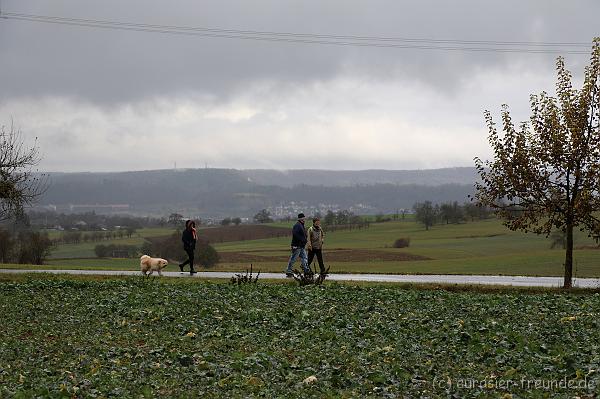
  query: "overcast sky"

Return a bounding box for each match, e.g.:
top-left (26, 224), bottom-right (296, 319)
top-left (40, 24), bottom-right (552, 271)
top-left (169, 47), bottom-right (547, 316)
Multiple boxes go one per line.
top-left (1, 1), bottom-right (598, 172)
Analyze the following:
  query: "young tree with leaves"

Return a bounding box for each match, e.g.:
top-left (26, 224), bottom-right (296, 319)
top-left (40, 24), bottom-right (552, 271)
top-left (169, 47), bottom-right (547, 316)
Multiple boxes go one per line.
top-left (439, 202), bottom-right (464, 225)
top-left (474, 38), bottom-right (600, 288)
top-left (221, 217), bottom-right (232, 226)
top-left (323, 210), bottom-right (336, 226)
top-left (413, 201), bottom-right (437, 230)
top-left (167, 213), bottom-right (184, 226)
top-left (253, 209), bottom-right (273, 224)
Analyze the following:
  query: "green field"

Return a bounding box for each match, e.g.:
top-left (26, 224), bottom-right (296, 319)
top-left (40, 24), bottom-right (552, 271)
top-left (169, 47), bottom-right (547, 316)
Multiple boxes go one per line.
top-left (215, 219), bottom-right (600, 277)
top-left (47, 228), bottom-right (175, 258)
top-left (1, 277), bottom-right (598, 397)
top-left (5, 219), bottom-right (600, 278)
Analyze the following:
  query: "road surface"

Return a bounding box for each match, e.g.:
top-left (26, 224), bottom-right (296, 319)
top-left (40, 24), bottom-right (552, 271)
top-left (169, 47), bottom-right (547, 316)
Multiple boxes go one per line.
top-left (1, 269), bottom-right (599, 288)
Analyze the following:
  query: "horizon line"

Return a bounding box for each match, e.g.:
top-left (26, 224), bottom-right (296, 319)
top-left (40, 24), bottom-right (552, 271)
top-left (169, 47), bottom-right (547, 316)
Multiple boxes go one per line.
top-left (40, 165), bottom-right (477, 174)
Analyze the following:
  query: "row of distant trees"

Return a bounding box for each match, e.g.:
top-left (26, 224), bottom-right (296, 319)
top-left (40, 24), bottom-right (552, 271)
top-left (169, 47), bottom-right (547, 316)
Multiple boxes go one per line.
top-left (321, 210), bottom-right (370, 231)
top-left (413, 201), bottom-right (494, 230)
top-left (94, 244), bottom-right (139, 258)
top-left (253, 208), bottom-right (370, 231)
top-left (169, 213), bottom-right (244, 227)
top-left (253, 203), bottom-right (494, 232)
top-left (0, 230), bottom-right (53, 265)
top-left (220, 217), bottom-right (242, 226)
top-left (26, 210), bottom-right (159, 231)
top-left (57, 228), bottom-right (137, 245)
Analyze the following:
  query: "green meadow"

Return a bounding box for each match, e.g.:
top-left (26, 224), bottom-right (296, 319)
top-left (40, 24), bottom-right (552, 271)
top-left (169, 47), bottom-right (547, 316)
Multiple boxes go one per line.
top-left (4, 219), bottom-right (600, 278)
top-left (46, 228), bottom-right (175, 258)
top-left (210, 219), bottom-right (600, 277)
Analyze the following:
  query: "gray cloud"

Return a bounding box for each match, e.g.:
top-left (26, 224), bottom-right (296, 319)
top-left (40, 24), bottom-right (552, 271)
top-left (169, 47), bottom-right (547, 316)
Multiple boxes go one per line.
top-left (0, 0), bottom-right (598, 172)
top-left (1, 0), bottom-right (597, 104)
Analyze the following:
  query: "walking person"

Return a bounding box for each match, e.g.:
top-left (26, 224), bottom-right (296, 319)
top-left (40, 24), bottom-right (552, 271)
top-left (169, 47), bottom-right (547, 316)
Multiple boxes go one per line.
top-left (307, 217), bottom-right (326, 274)
top-left (285, 213), bottom-right (310, 277)
top-left (179, 219), bottom-right (198, 275)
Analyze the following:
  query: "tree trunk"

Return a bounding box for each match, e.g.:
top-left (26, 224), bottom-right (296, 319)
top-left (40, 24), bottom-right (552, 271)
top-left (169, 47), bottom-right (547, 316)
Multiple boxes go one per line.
top-left (563, 223), bottom-right (574, 289)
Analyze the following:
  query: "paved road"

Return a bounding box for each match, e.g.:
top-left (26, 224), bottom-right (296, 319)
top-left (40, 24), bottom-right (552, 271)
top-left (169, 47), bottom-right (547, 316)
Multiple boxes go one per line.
top-left (1, 269), bottom-right (599, 288)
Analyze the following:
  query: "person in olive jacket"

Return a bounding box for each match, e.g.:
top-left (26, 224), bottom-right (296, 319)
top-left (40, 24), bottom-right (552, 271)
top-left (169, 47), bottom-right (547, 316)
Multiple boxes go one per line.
top-left (179, 219), bottom-right (198, 275)
top-left (285, 213), bottom-right (310, 277)
top-left (307, 217), bottom-right (326, 274)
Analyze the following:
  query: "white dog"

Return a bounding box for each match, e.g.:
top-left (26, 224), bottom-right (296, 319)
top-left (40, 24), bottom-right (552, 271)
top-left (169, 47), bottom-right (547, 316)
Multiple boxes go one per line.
top-left (140, 255), bottom-right (168, 276)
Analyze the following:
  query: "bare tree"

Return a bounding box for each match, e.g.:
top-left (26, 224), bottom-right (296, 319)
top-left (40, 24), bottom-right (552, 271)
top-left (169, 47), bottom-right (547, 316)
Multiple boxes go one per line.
top-left (0, 229), bottom-right (14, 263)
top-left (17, 231), bottom-right (53, 265)
top-left (0, 122), bottom-right (47, 221)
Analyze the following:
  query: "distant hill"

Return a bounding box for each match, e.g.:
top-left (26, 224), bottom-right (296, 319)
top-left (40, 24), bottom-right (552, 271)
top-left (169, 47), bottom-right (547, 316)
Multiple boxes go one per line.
top-left (243, 167), bottom-right (478, 187)
top-left (37, 167), bottom-right (478, 218)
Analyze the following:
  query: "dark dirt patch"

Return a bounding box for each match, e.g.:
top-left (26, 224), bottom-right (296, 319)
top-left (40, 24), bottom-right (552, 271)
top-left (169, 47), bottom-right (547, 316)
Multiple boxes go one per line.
top-left (199, 225), bottom-right (289, 243)
top-left (219, 249), bottom-right (430, 263)
top-left (454, 233), bottom-right (506, 239)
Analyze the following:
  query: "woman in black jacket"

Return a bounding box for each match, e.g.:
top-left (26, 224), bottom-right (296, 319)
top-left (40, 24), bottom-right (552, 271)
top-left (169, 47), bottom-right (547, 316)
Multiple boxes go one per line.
top-left (179, 220), bottom-right (197, 275)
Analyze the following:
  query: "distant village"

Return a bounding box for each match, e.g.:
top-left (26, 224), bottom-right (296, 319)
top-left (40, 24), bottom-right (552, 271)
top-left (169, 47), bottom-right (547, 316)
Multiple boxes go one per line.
top-left (29, 200), bottom-right (412, 230)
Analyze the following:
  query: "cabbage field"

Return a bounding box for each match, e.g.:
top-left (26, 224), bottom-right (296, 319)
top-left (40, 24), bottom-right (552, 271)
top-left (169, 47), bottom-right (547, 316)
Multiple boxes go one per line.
top-left (1, 277), bottom-right (599, 398)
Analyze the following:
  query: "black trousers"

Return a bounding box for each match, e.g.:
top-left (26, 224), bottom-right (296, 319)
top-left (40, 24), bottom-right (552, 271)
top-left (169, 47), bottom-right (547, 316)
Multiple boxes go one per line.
top-left (180, 248), bottom-right (195, 270)
top-left (307, 248), bottom-right (325, 273)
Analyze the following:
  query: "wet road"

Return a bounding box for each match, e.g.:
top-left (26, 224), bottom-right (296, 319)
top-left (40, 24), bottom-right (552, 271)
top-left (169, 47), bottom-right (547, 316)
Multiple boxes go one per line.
top-left (1, 269), bottom-right (599, 288)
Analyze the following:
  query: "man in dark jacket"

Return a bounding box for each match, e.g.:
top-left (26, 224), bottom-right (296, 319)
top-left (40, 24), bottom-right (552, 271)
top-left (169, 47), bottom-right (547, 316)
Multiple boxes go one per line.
top-left (285, 213), bottom-right (309, 277)
top-left (179, 220), bottom-right (198, 275)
